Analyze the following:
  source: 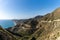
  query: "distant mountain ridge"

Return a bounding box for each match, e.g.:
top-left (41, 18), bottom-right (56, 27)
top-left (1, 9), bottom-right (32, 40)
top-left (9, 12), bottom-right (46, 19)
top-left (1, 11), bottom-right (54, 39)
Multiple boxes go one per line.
top-left (13, 15), bottom-right (43, 25)
top-left (0, 8), bottom-right (60, 40)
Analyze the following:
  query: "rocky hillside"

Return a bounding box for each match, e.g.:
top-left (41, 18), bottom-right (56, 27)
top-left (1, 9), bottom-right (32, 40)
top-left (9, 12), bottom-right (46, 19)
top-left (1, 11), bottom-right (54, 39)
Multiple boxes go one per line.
top-left (0, 8), bottom-right (60, 40)
top-left (0, 26), bottom-right (18, 40)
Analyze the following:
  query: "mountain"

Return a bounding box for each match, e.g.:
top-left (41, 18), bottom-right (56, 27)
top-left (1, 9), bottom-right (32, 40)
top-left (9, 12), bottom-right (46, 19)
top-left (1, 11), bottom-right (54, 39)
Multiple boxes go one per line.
top-left (7, 15), bottom-right (43, 37)
top-left (0, 8), bottom-right (60, 40)
top-left (13, 15), bottom-right (43, 24)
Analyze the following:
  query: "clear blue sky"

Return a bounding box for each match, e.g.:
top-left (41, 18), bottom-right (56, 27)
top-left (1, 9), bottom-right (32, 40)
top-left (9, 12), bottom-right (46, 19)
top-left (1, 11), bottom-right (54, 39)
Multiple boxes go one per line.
top-left (0, 0), bottom-right (60, 19)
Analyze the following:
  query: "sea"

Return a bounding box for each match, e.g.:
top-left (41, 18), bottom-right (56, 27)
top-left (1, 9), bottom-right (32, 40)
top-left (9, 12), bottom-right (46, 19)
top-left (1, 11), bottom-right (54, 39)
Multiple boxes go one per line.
top-left (0, 20), bottom-right (15, 28)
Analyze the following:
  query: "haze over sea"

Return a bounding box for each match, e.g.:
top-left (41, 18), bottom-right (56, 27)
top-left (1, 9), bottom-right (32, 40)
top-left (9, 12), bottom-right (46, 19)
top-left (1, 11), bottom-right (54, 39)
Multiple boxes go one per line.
top-left (0, 20), bottom-right (15, 28)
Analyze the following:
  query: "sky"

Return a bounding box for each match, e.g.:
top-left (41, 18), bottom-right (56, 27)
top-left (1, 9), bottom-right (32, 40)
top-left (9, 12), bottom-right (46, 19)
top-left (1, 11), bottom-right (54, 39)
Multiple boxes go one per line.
top-left (0, 0), bottom-right (60, 19)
